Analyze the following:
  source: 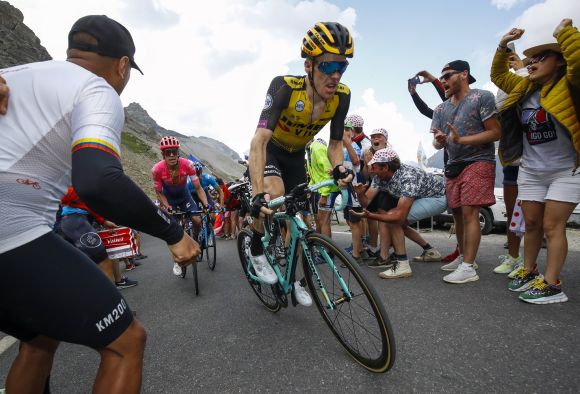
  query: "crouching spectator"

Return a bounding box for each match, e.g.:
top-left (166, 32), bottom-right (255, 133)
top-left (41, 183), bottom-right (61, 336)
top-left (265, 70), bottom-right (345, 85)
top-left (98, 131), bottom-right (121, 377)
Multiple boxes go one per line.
top-left (353, 148), bottom-right (447, 279)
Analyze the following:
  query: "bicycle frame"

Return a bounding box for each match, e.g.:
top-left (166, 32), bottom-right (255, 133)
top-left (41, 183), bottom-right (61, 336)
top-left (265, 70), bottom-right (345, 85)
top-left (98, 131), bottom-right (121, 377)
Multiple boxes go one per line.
top-left (244, 180), bottom-right (351, 310)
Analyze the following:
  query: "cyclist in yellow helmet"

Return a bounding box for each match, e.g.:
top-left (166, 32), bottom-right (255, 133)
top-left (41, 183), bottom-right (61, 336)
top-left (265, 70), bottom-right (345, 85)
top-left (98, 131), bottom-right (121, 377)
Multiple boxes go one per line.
top-left (247, 22), bottom-right (354, 305)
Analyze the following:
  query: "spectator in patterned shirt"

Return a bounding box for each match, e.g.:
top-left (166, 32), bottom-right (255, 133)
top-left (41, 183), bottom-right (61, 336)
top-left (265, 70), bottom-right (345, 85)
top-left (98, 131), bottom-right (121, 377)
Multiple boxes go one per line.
top-left (353, 148), bottom-right (447, 279)
top-left (432, 60), bottom-right (501, 284)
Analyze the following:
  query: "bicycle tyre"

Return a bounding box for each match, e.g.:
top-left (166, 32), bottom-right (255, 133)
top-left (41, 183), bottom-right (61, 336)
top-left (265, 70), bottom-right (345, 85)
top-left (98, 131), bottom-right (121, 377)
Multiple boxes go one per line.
top-left (187, 227), bottom-right (200, 296)
top-left (192, 260), bottom-right (199, 296)
top-left (237, 229), bottom-right (281, 312)
top-left (301, 233), bottom-right (395, 372)
top-left (207, 226), bottom-right (216, 271)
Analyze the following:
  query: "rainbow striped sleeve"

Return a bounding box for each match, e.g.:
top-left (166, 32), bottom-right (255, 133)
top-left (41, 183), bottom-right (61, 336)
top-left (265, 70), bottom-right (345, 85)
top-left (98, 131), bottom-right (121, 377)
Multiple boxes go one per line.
top-left (72, 138), bottom-right (120, 159)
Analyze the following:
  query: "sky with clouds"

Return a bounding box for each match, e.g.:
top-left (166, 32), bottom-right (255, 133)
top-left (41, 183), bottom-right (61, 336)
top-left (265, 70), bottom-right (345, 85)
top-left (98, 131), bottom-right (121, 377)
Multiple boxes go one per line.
top-left (9, 0), bottom-right (580, 162)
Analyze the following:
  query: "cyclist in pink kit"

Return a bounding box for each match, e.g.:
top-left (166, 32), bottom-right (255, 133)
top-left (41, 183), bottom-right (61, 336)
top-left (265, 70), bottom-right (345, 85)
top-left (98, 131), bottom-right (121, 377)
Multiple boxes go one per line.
top-left (152, 136), bottom-right (208, 276)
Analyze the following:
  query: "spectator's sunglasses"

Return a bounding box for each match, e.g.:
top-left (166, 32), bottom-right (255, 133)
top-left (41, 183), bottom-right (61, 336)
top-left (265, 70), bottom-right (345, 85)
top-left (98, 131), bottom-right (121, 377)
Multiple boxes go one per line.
top-left (528, 51), bottom-right (558, 65)
top-left (439, 70), bottom-right (462, 81)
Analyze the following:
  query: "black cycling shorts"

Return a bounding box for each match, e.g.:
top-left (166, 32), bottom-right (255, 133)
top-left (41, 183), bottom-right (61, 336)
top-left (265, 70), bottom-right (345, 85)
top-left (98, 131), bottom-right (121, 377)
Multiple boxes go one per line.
top-left (264, 141), bottom-right (307, 192)
top-left (169, 192), bottom-right (200, 213)
top-left (59, 213), bottom-right (109, 263)
top-left (0, 232), bottom-right (134, 348)
top-left (367, 191), bottom-right (399, 213)
top-left (343, 206), bottom-right (363, 223)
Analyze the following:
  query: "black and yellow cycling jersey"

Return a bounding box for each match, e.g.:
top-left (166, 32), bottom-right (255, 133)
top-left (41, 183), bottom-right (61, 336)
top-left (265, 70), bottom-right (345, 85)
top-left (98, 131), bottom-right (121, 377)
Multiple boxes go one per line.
top-left (257, 75), bottom-right (350, 153)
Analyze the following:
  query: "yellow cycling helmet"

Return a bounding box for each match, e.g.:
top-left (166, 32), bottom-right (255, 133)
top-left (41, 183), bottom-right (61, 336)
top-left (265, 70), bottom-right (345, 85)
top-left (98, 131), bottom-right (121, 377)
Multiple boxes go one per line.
top-left (301, 22), bottom-right (354, 59)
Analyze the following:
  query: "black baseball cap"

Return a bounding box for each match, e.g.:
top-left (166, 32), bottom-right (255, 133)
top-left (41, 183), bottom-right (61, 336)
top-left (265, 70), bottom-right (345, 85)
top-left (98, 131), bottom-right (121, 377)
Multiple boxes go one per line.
top-left (68, 15), bottom-right (143, 75)
top-left (442, 60), bottom-right (475, 84)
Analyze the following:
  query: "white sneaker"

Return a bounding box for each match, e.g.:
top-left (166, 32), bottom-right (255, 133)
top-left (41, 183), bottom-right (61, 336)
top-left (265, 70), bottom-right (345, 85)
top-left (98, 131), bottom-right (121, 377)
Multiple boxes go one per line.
top-left (378, 260), bottom-right (412, 279)
top-left (443, 262), bottom-right (479, 284)
top-left (293, 281), bottom-right (312, 306)
top-left (250, 254), bottom-right (278, 284)
top-left (441, 254), bottom-right (463, 271)
top-left (173, 262), bottom-right (183, 276)
top-left (441, 255), bottom-right (479, 271)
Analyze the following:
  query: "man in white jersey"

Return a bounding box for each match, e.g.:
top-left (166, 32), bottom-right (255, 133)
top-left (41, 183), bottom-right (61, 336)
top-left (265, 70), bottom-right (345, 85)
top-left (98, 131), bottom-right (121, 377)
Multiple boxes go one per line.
top-left (0, 15), bottom-right (198, 393)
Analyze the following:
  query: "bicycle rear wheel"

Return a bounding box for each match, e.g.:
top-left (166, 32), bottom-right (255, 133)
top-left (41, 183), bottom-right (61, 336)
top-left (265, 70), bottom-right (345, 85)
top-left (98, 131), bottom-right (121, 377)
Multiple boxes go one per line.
top-left (237, 229), bottom-right (280, 312)
top-left (206, 227), bottom-right (216, 271)
top-left (302, 233), bottom-right (395, 372)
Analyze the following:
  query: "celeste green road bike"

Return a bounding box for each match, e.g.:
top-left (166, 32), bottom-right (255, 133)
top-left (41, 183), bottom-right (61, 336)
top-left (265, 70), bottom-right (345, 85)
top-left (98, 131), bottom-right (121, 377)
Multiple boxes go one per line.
top-left (237, 180), bottom-right (396, 372)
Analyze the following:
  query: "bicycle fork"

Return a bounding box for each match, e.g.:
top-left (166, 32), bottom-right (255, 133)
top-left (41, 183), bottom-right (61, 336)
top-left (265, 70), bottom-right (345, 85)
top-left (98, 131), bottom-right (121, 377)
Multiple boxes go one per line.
top-left (301, 239), bottom-right (353, 310)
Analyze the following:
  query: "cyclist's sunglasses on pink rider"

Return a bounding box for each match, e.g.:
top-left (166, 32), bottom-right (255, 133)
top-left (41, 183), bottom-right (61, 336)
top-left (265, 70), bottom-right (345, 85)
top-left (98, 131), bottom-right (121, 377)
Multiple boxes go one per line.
top-left (163, 148), bottom-right (179, 157)
top-left (316, 61), bottom-right (349, 75)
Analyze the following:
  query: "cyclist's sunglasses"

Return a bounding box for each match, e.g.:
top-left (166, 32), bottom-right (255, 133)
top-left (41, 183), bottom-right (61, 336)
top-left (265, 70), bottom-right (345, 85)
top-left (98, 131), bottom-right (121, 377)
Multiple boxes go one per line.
top-left (316, 60), bottom-right (349, 76)
top-left (163, 148), bottom-right (179, 157)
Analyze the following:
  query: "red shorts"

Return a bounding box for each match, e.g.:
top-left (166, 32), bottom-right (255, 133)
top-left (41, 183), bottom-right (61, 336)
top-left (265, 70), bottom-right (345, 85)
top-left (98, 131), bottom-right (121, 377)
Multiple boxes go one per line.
top-left (445, 161), bottom-right (496, 209)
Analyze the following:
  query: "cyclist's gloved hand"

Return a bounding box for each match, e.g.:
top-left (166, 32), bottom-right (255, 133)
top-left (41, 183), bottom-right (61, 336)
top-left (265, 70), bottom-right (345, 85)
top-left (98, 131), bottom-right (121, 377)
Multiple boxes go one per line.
top-left (289, 183), bottom-right (309, 202)
top-left (332, 165), bottom-right (354, 186)
top-left (251, 192), bottom-right (268, 218)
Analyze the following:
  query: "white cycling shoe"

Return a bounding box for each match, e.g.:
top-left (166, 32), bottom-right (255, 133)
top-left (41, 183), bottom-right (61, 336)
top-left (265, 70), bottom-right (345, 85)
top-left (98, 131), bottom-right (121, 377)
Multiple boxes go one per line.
top-left (172, 262), bottom-right (183, 276)
top-left (250, 254), bottom-right (278, 284)
top-left (293, 281), bottom-right (312, 307)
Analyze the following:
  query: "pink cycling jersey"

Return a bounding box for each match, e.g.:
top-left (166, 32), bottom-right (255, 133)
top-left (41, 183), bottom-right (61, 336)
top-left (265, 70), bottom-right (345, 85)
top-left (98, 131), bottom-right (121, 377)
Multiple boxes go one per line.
top-left (151, 158), bottom-right (199, 198)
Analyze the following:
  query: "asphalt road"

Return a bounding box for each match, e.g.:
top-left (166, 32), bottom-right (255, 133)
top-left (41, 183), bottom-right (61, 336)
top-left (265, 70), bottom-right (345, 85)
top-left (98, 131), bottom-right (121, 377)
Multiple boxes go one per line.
top-left (2, 226), bottom-right (580, 393)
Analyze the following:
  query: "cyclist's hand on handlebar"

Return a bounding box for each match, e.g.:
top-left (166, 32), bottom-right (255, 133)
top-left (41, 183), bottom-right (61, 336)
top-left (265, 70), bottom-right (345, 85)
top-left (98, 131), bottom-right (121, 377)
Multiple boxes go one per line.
top-left (251, 192), bottom-right (273, 218)
top-left (332, 165), bottom-right (354, 188)
top-left (290, 183), bottom-right (309, 200)
top-left (168, 232), bottom-right (201, 266)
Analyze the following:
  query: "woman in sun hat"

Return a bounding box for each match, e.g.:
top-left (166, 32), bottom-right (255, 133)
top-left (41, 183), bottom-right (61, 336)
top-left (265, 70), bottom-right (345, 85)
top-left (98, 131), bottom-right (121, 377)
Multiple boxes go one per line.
top-left (490, 18), bottom-right (580, 304)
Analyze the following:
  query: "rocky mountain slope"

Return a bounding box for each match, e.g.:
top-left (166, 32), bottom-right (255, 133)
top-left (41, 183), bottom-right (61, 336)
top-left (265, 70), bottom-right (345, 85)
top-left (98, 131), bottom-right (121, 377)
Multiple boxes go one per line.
top-left (122, 103), bottom-right (246, 198)
top-left (0, 1), bottom-right (51, 67)
top-left (0, 1), bottom-right (246, 199)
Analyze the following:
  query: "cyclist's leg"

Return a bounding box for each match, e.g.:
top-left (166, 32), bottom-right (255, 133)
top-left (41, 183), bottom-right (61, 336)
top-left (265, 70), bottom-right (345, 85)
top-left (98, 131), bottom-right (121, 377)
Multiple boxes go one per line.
top-left (175, 196), bottom-right (201, 237)
top-left (94, 319), bottom-right (146, 394)
top-left (5, 335), bottom-right (59, 393)
top-left (250, 144), bottom-right (285, 256)
top-left (0, 232), bottom-right (145, 393)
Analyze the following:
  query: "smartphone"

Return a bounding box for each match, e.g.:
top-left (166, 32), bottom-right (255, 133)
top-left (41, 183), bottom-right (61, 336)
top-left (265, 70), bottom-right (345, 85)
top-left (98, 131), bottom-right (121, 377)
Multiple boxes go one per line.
top-left (507, 42), bottom-right (516, 53)
top-left (408, 75), bottom-right (421, 86)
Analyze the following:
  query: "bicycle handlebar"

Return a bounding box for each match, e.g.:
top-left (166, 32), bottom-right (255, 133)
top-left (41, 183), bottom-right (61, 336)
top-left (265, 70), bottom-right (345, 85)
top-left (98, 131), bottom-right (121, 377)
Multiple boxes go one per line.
top-left (267, 179), bottom-right (349, 212)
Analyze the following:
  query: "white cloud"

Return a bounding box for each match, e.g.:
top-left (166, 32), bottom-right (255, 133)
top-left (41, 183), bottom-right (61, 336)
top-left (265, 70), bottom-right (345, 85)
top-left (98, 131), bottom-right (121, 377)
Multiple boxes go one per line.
top-left (9, 0), bottom-right (357, 158)
top-left (120, 0), bottom-right (180, 29)
top-left (481, 81), bottom-right (499, 97)
top-left (491, 0), bottom-right (522, 11)
top-left (502, 0), bottom-right (580, 51)
top-left (352, 88), bottom-right (425, 163)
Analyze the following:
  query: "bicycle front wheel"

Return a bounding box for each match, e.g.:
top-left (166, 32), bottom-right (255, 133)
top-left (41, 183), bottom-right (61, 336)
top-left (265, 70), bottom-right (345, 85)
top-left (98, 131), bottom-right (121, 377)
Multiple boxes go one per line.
top-left (237, 229), bottom-right (280, 312)
top-left (302, 233), bottom-right (395, 372)
top-left (206, 228), bottom-right (216, 271)
top-left (187, 227), bottom-right (200, 296)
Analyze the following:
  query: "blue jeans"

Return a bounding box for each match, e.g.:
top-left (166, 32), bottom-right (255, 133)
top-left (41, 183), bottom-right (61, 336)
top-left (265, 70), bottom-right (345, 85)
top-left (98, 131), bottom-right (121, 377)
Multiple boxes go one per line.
top-left (407, 195), bottom-right (448, 224)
